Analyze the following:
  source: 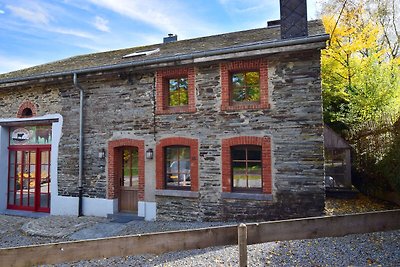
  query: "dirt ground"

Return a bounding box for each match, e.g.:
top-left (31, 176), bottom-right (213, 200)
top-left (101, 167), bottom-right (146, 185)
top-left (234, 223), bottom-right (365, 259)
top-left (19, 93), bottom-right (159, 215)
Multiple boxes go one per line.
top-left (325, 192), bottom-right (400, 216)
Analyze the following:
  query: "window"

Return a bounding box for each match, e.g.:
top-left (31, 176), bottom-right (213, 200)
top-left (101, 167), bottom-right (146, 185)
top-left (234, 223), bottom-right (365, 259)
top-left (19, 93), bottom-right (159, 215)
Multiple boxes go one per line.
top-left (21, 108), bottom-right (33, 118)
top-left (222, 136), bottom-right (272, 194)
top-left (231, 72), bottom-right (260, 103)
top-left (121, 147), bottom-right (139, 188)
top-left (156, 137), bottom-right (198, 191)
top-left (168, 78), bottom-right (188, 107)
top-left (231, 145), bottom-right (262, 191)
top-left (17, 100), bottom-right (37, 118)
top-left (165, 146), bottom-right (191, 189)
top-left (221, 59), bottom-right (269, 111)
top-left (156, 67), bottom-right (196, 114)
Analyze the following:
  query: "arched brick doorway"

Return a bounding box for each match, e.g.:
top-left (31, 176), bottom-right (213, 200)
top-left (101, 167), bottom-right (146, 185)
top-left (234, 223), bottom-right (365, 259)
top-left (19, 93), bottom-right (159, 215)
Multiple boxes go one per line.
top-left (108, 139), bottom-right (144, 213)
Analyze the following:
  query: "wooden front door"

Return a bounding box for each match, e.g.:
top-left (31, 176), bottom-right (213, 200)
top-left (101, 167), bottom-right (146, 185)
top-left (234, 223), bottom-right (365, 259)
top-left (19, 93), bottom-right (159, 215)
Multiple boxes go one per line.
top-left (119, 147), bottom-right (139, 212)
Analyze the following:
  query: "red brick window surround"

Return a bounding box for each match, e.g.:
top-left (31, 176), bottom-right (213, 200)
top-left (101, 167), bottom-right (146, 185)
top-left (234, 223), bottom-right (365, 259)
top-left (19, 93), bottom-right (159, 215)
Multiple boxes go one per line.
top-left (17, 100), bottom-right (37, 118)
top-left (156, 137), bottom-right (199, 191)
top-left (221, 59), bottom-right (269, 111)
top-left (156, 67), bottom-right (196, 114)
top-left (107, 139), bottom-right (145, 200)
top-left (222, 136), bottom-right (272, 194)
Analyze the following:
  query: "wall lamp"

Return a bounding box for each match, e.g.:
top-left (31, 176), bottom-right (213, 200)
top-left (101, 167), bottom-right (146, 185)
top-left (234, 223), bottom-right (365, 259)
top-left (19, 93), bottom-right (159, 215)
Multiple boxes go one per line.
top-left (146, 148), bottom-right (154, 160)
top-left (98, 148), bottom-right (106, 159)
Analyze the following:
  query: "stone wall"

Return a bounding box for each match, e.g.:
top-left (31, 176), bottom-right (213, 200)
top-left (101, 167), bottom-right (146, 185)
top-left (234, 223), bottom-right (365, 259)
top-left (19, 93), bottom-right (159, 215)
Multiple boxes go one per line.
top-left (0, 82), bottom-right (62, 118)
top-left (58, 71), bottom-right (155, 198)
top-left (0, 48), bottom-right (325, 221)
top-left (154, 50), bottom-right (325, 221)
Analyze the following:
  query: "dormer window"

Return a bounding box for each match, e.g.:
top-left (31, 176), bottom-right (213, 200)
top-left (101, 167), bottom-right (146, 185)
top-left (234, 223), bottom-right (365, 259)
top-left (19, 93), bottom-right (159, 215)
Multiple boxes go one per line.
top-left (122, 48), bottom-right (160, 58)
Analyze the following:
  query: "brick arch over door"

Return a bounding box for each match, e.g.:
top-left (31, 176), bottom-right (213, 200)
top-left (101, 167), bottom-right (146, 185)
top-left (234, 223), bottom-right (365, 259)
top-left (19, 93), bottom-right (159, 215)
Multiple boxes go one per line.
top-left (107, 139), bottom-right (145, 200)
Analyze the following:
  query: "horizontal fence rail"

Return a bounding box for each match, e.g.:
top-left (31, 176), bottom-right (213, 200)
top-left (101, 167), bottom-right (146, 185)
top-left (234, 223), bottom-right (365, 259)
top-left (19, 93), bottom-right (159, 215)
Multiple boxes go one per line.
top-left (1, 209), bottom-right (400, 267)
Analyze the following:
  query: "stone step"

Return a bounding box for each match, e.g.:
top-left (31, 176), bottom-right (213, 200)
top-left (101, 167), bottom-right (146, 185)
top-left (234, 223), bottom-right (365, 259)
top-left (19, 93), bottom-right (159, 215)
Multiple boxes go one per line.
top-left (2, 209), bottom-right (49, 218)
top-left (107, 212), bottom-right (144, 223)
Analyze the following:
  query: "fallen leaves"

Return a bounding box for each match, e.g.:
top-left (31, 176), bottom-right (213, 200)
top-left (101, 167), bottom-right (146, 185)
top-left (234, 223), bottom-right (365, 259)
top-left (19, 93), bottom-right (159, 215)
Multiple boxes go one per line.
top-left (324, 193), bottom-right (399, 216)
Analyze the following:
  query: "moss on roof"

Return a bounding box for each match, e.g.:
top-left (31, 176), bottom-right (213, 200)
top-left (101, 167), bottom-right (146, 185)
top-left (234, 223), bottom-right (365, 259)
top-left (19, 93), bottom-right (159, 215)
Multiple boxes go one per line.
top-left (0, 20), bottom-right (326, 82)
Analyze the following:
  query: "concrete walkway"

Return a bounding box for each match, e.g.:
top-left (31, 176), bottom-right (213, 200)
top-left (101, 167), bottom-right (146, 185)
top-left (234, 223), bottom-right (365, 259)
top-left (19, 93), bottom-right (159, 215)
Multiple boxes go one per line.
top-left (20, 215), bottom-right (113, 238)
top-left (69, 222), bottom-right (128, 240)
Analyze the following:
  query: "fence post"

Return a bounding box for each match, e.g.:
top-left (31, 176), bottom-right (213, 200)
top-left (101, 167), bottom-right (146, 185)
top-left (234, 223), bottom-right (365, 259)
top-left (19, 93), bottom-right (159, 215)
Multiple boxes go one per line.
top-left (238, 223), bottom-right (247, 267)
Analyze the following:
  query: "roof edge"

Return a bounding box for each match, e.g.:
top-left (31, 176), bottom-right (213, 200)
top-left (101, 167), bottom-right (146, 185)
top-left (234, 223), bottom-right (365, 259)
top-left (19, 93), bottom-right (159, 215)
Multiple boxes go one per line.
top-left (0, 34), bottom-right (329, 85)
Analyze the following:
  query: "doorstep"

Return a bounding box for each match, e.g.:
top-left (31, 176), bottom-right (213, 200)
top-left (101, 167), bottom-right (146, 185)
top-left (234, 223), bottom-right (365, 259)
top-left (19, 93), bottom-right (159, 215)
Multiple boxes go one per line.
top-left (107, 212), bottom-right (144, 223)
top-left (2, 209), bottom-right (49, 218)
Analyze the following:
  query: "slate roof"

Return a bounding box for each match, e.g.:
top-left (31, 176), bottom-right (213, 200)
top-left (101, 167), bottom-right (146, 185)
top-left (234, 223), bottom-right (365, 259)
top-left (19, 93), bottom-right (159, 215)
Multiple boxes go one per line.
top-left (0, 20), bottom-right (326, 83)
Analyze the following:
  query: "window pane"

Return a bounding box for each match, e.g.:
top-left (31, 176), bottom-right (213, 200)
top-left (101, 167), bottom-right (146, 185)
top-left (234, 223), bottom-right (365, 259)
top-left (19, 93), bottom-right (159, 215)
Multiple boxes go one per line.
top-left (232, 87), bottom-right (246, 102)
top-left (41, 151), bottom-right (49, 164)
top-left (40, 193), bottom-right (50, 208)
top-left (165, 146), bottom-right (191, 188)
top-left (232, 73), bottom-right (245, 87)
top-left (233, 161), bottom-right (247, 188)
top-left (248, 162), bottom-right (262, 188)
top-left (246, 72), bottom-right (260, 86)
top-left (8, 191), bottom-right (15, 205)
top-left (247, 147), bottom-right (261, 161)
top-left (169, 78), bottom-right (188, 106)
top-left (232, 147), bottom-right (246, 160)
top-left (248, 86), bottom-right (260, 101)
top-left (122, 149), bottom-right (130, 186)
top-left (121, 148), bottom-right (139, 188)
top-left (9, 151), bottom-right (16, 165)
top-left (231, 145), bottom-right (262, 191)
top-left (8, 177), bottom-right (15, 191)
top-left (231, 71), bottom-right (260, 103)
top-left (17, 151), bottom-right (22, 164)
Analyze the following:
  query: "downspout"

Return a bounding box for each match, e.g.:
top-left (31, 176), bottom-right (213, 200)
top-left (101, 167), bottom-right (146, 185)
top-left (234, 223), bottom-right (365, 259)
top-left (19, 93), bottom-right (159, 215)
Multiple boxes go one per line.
top-left (73, 73), bottom-right (84, 217)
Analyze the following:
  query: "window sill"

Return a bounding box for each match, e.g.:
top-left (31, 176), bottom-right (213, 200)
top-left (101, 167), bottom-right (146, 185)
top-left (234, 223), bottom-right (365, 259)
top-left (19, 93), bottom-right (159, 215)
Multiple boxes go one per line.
top-left (221, 103), bottom-right (270, 111)
top-left (155, 106), bottom-right (196, 115)
top-left (155, 189), bottom-right (199, 198)
top-left (221, 192), bottom-right (272, 201)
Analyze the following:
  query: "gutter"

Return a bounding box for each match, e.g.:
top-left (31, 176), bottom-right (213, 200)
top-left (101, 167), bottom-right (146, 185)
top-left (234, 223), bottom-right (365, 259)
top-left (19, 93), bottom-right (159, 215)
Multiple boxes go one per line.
top-left (0, 34), bottom-right (329, 85)
top-left (73, 73), bottom-right (84, 217)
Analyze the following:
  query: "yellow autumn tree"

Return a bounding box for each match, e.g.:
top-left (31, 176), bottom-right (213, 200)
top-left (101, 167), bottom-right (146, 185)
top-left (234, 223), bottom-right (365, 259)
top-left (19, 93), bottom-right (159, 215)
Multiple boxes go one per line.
top-left (321, 0), bottom-right (400, 128)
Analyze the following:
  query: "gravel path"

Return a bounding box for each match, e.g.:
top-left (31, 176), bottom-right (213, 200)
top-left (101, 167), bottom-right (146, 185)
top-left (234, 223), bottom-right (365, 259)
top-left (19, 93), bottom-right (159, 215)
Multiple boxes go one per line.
top-left (49, 230), bottom-right (400, 266)
top-left (1, 194), bottom-right (399, 266)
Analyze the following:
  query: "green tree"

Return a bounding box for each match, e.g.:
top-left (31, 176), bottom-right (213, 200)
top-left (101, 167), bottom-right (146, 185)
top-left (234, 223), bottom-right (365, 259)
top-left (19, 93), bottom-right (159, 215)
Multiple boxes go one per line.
top-left (320, 0), bottom-right (400, 128)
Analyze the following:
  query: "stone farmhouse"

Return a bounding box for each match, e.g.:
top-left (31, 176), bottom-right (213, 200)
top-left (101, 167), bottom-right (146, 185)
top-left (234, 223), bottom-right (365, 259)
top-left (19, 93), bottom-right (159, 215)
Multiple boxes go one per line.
top-left (0, 0), bottom-right (328, 221)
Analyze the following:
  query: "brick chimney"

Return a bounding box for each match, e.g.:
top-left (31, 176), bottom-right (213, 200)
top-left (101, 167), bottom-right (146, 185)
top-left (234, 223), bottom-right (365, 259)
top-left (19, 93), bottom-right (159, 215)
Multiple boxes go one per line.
top-left (280, 0), bottom-right (308, 39)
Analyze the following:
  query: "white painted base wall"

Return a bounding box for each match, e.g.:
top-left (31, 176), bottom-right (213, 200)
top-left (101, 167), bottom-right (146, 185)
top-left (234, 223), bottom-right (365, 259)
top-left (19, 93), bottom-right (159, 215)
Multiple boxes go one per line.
top-left (51, 197), bottom-right (155, 219)
top-left (51, 196), bottom-right (118, 217)
top-left (83, 197), bottom-right (118, 217)
top-left (50, 196), bottom-right (79, 216)
top-left (0, 126), bottom-right (8, 213)
top-left (138, 201), bottom-right (156, 221)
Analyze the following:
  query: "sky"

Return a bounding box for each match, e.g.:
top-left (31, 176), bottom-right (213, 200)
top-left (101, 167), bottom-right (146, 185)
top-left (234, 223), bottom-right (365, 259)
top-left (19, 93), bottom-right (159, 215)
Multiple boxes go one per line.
top-left (0, 0), bottom-right (320, 75)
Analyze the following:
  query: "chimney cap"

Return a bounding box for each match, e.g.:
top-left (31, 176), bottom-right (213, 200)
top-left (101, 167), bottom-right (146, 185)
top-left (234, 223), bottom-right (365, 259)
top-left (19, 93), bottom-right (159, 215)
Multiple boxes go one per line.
top-left (267, 20), bottom-right (281, 27)
top-left (163, 34), bottom-right (177, 44)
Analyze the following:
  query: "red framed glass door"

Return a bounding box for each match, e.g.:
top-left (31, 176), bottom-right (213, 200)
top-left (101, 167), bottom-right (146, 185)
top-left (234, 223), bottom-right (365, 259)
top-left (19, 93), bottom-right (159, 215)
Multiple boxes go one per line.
top-left (7, 146), bottom-right (51, 212)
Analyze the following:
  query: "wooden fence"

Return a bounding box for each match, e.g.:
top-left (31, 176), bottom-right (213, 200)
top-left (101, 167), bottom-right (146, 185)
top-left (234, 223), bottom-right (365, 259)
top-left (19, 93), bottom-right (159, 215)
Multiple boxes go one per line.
top-left (1, 209), bottom-right (400, 267)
